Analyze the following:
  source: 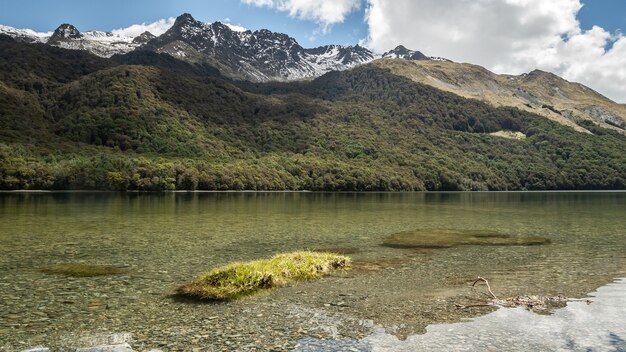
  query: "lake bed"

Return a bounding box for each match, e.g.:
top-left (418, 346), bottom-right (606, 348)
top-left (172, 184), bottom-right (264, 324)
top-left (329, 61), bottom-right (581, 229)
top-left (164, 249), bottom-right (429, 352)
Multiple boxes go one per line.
top-left (1, 192), bottom-right (625, 351)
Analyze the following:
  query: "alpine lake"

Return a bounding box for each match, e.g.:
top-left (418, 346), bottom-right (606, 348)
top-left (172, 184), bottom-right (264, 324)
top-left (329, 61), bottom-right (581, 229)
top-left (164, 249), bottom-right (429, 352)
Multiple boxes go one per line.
top-left (1, 192), bottom-right (625, 351)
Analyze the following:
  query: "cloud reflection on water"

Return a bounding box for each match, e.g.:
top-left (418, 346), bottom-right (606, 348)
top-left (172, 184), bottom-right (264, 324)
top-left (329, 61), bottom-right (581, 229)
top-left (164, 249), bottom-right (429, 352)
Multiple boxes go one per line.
top-left (295, 278), bottom-right (626, 351)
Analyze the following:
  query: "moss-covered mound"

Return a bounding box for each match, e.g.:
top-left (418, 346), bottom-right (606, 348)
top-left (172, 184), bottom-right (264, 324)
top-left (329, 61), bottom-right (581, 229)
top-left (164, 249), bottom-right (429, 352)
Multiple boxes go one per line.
top-left (40, 264), bottom-right (126, 277)
top-left (177, 251), bottom-right (351, 300)
top-left (382, 229), bottom-right (550, 249)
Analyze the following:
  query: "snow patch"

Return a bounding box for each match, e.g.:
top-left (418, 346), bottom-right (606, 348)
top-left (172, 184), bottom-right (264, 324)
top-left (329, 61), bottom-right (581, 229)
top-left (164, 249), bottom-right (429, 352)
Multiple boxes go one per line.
top-left (0, 24), bottom-right (52, 43)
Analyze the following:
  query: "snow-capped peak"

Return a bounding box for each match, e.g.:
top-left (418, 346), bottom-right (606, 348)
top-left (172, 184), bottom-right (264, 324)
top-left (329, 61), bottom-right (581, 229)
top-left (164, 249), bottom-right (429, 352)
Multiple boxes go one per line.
top-left (0, 24), bottom-right (52, 43)
top-left (45, 23), bottom-right (140, 57)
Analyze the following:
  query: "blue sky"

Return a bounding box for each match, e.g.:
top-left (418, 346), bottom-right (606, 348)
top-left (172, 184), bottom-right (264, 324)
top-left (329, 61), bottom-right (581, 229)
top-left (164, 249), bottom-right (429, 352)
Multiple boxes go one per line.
top-left (578, 1), bottom-right (626, 34)
top-left (0, 0), bottom-right (368, 46)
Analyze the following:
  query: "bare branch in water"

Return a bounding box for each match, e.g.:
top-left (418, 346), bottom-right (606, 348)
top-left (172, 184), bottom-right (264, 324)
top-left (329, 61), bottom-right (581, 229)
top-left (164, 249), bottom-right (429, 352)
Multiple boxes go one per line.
top-left (472, 276), bottom-right (497, 299)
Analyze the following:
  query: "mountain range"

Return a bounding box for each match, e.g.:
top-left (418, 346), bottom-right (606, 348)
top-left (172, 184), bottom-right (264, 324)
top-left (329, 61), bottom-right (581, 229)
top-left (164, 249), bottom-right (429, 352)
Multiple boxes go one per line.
top-left (0, 14), bottom-right (444, 81)
top-left (0, 14), bottom-right (625, 191)
top-left (2, 13), bottom-right (625, 133)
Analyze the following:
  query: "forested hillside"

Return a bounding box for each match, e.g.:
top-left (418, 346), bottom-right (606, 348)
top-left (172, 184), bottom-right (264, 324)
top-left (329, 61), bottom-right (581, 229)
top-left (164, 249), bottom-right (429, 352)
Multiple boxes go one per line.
top-left (1, 35), bottom-right (624, 191)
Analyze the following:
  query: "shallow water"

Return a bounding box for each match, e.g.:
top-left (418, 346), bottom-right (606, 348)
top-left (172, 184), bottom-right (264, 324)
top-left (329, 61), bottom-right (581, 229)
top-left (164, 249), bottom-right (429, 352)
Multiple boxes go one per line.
top-left (295, 278), bottom-right (626, 351)
top-left (0, 192), bottom-right (625, 350)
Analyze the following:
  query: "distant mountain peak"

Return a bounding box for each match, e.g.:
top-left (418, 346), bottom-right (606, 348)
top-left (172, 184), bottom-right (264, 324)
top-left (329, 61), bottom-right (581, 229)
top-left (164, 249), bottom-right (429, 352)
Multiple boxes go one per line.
top-left (382, 45), bottom-right (428, 60)
top-left (174, 13), bottom-right (197, 26)
top-left (48, 23), bottom-right (81, 44)
top-left (132, 31), bottom-right (156, 45)
top-left (44, 23), bottom-right (142, 57)
top-left (170, 13), bottom-right (206, 34)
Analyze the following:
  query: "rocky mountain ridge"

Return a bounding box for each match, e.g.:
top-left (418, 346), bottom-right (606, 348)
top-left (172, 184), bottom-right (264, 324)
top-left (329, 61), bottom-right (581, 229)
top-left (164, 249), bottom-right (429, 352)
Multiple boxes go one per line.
top-left (0, 14), bottom-right (492, 83)
top-left (0, 14), bottom-right (382, 80)
top-left (1, 13), bottom-right (625, 131)
top-left (140, 13), bottom-right (377, 81)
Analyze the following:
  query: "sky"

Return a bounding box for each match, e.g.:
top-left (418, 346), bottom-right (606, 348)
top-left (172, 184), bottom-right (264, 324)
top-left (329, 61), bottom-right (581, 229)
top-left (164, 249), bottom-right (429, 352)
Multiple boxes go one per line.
top-left (1, 0), bottom-right (625, 102)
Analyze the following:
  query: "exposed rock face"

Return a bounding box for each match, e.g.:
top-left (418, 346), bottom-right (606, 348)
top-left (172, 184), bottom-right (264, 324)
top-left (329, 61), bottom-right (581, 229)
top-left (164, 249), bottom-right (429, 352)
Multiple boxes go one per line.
top-left (47, 23), bottom-right (82, 44)
top-left (131, 31), bottom-right (156, 45)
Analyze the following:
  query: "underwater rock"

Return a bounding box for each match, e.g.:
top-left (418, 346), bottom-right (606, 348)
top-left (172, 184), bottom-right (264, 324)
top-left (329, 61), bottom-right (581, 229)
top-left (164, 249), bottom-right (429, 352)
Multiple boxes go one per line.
top-left (382, 229), bottom-right (550, 249)
top-left (40, 264), bottom-right (126, 277)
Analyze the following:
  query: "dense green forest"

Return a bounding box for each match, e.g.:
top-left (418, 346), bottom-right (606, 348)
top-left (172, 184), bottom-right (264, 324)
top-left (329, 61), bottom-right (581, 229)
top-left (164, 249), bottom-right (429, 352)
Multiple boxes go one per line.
top-left (1, 35), bottom-right (625, 191)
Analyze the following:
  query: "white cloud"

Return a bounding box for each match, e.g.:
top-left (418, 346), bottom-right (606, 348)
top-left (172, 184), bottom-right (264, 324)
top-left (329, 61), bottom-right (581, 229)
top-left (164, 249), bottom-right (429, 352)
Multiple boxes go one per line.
top-left (241, 0), bottom-right (361, 33)
top-left (224, 22), bottom-right (248, 32)
top-left (112, 17), bottom-right (175, 38)
top-left (363, 0), bottom-right (626, 102)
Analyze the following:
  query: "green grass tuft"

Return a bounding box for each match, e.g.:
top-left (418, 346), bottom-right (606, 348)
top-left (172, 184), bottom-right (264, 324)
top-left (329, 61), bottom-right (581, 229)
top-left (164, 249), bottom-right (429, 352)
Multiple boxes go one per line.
top-left (40, 264), bottom-right (126, 277)
top-left (177, 251), bottom-right (351, 300)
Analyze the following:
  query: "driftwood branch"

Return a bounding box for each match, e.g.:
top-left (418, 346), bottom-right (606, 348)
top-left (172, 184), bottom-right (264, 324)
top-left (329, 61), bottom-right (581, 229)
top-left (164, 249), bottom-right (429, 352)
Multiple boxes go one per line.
top-left (472, 276), bottom-right (497, 299)
top-left (456, 276), bottom-right (570, 311)
top-left (454, 303), bottom-right (492, 309)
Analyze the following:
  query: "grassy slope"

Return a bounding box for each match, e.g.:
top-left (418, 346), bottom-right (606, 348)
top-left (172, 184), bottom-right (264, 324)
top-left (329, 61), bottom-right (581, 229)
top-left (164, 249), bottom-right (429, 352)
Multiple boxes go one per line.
top-left (371, 59), bottom-right (626, 133)
top-left (0, 36), bottom-right (625, 191)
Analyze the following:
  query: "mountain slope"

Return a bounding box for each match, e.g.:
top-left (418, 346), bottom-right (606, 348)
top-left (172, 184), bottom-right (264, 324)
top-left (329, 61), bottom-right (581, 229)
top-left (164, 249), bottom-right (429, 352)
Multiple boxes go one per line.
top-left (0, 34), bottom-right (112, 91)
top-left (0, 37), bottom-right (624, 191)
top-left (372, 59), bottom-right (626, 134)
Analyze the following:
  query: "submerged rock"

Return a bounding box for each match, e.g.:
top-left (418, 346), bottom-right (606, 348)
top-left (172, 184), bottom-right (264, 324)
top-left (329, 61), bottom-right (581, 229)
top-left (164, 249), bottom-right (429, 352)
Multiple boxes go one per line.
top-left (382, 229), bottom-right (550, 249)
top-left (40, 264), bottom-right (126, 277)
